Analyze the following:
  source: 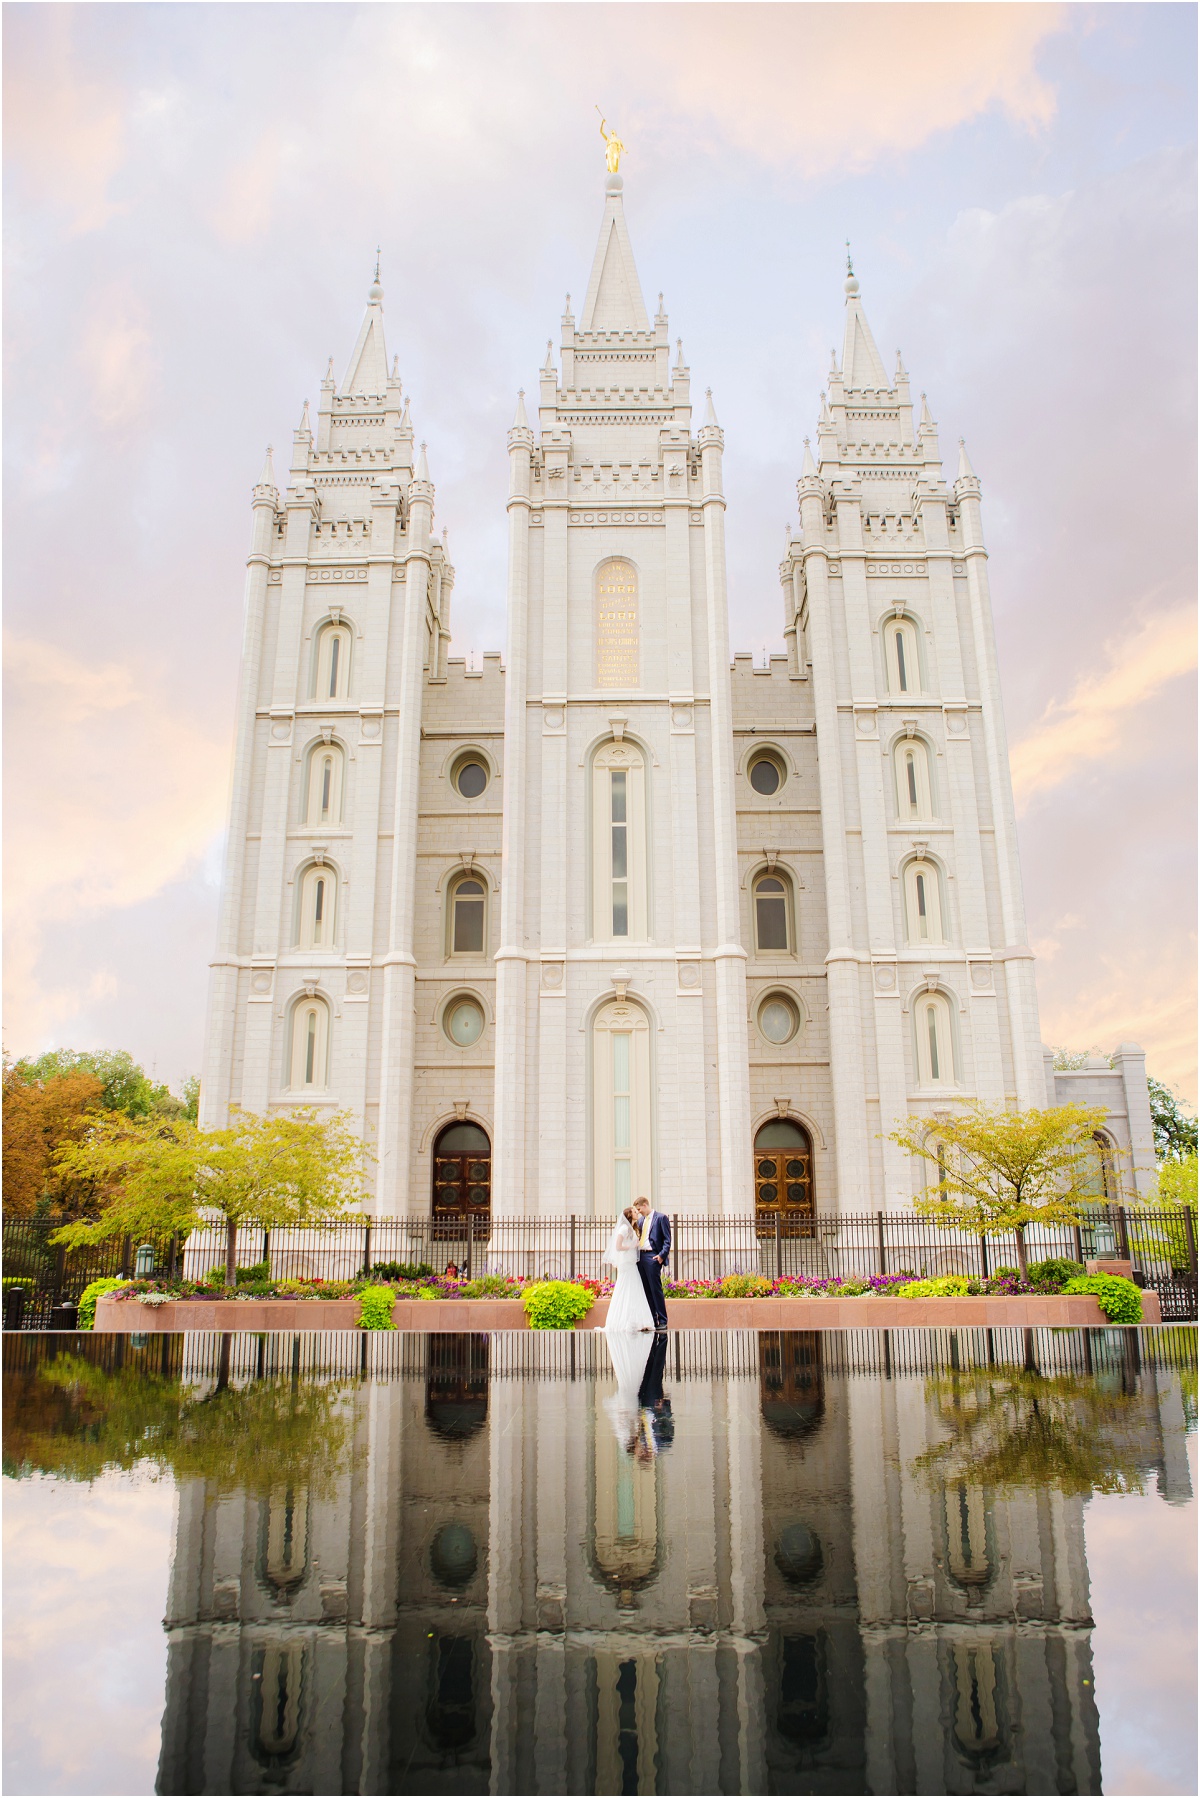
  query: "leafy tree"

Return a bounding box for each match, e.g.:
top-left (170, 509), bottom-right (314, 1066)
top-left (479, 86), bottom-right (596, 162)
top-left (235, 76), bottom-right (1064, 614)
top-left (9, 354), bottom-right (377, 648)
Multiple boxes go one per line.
top-left (13, 1048), bottom-right (173, 1119)
top-left (886, 1102), bottom-right (1111, 1277)
top-left (2, 1060), bottom-right (104, 1217)
top-left (914, 1364), bottom-right (1165, 1498)
top-left (179, 1075), bottom-right (201, 1123)
top-left (51, 1107), bottom-right (367, 1284)
top-left (4, 1349), bottom-right (356, 1496)
top-left (1147, 1076), bottom-right (1198, 1163)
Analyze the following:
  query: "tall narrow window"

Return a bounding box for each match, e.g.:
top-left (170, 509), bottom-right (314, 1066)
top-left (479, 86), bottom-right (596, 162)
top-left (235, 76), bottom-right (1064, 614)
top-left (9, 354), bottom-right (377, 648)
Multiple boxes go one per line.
top-left (904, 859), bottom-right (944, 944)
top-left (592, 742), bottom-right (647, 942)
top-left (298, 864), bottom-right (337, 949)
top-left (314, 623), bottom-right (352, 700)
top-left (915, 991), bottom-right (954, 1087)
top-left (612, 1033), bottom-right (632, 1209)
top-left (894, 738), bottom-right (933, 821)
top-left (289, 997), bottom-right (329, 1090)
top-left (593, 1000), bottom-right (652, 1214)
top-left (305, 742), bottom-right (344, 825)
top-left (610, 772), bottom-right (628, 936)
top-left (886, 617), bottom-right (921, 696)
top-left (753, 873), bottom-right (793, 954)
top-left (449, 876), bottom-right (486, 955)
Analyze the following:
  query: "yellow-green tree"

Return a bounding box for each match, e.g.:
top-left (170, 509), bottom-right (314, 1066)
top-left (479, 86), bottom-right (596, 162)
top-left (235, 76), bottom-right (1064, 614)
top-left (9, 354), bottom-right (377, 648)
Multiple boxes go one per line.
top-left (886, 1103), bottom-right (1110, 1276)
top-left (51, 1107), bottom-right (367, 1284)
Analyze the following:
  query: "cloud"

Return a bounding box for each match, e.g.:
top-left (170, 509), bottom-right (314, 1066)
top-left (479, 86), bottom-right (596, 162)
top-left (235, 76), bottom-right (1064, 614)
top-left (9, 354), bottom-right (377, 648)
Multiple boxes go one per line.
top-left (2, 10), bottom-right (128, 234)
top-left (81, 293), bottom-right (157, 429)
top-left (1011, 606), bottom-right (1197, 808)
top-left (3, 636), bottom-right (229, 1050)
top-left (632, 2), bottom-right (1064, 173)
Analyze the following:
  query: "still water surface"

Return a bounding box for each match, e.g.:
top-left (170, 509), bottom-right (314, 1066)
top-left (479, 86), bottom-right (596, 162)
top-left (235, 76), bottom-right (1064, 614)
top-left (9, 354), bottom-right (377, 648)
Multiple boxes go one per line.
top-left (3, 1328), bottom-right (1195, 1796)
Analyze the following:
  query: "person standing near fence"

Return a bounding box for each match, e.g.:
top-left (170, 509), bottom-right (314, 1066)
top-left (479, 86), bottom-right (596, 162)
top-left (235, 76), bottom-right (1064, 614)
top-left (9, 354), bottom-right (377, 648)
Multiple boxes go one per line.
top-left (633, 1197), bottom-right (670, 1330)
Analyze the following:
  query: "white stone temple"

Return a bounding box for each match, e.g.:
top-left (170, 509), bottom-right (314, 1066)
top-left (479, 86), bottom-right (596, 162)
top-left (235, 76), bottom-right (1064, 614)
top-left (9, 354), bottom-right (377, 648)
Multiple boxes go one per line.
top-left (201, 172), bottom-right (1155, 1219)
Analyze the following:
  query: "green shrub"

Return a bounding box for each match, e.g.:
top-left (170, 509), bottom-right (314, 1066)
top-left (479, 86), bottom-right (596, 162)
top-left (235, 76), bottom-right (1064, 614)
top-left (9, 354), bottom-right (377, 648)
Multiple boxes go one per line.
top-left (78, 1277), bottom-right (131, 1329)
top-left (204, 1261), bottom-right (271, 1288)
top-left (897, 1275), bottom-right (977, 1300)
top-left (1027, 1257), bottom-right (1085, 1290)
top-left (459, 1274), bottom-right (520, 1298)
top-left (1064, 1275), bottom-right (1144, 1325)
top-left (521, 1281), bottom-right (596, 1330)
top-left (357, 1284), bottom-right (398, 1330)
top-left (718, 1274), bottom-right (775, 1298)
top-left (993, 1266), bottom-right (1021, 1282)
top-left (371, 1260), bottom-right (435, 1281)
top-left (835, 1277), bottom-right (872, 1296)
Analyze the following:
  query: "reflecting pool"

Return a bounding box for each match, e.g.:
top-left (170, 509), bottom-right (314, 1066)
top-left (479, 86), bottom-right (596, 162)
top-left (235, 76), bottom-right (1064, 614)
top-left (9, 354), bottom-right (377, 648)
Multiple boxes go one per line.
top-left (3, 1328), bottom-right (1196, 1796)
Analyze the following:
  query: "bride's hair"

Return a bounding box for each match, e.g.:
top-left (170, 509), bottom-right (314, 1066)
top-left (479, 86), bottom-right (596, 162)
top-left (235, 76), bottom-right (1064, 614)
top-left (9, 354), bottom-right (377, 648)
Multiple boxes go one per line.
top-left (621, 1206), bottom-right (637, 1227)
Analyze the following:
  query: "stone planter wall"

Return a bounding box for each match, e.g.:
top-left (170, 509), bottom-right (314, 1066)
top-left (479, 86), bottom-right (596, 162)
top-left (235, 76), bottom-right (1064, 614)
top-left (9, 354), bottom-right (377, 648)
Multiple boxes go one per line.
top-left (92, 1289), bottom-right (1160, 1333)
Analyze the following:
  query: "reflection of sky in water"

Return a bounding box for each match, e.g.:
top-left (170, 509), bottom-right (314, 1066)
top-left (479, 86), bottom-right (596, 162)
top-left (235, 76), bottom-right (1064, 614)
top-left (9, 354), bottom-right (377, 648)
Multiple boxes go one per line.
top-left (2, 1330), bottom-right (1195, 1796)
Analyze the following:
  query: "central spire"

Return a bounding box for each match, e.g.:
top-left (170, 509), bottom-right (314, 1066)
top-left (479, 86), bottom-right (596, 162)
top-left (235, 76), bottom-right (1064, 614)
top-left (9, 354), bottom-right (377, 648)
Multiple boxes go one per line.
top-left (580, 173), bottom-right (649, 333)
top-left (840, 248), bottom-right (888, 392)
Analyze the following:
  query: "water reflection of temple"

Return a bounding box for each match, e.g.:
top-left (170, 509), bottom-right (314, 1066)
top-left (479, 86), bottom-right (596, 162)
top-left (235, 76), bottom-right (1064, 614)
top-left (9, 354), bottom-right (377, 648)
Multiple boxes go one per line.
top-left (157, 1328), bottom-right (1191, 1795)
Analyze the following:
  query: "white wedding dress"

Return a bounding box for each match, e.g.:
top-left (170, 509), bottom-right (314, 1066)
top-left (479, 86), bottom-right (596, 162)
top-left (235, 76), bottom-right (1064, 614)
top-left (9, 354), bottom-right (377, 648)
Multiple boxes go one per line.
top-left (603, 1219), bottom-right (654, 1334)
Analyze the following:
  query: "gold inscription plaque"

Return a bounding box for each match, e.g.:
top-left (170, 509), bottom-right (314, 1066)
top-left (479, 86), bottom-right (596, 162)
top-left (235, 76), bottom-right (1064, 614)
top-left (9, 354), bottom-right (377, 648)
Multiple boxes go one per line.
top-left (596, 559), bottom-right (639, 689)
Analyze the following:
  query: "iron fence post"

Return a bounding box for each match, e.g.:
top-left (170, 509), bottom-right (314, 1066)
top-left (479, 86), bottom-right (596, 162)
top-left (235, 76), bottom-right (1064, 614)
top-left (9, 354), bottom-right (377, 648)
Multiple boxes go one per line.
top-left (362, 1222), bottom-right (371, 1278)
top-left (1183, 1207), bottom-right (1198, 1281)
top-left (468, 1211), bottom-right (474, 1279)
top-left (569, 1215), bottom-right (576, 1283)
top-left (673, 1215), bottom-right (679, 1285)
top-left (1114, 1204), bottom-right (1131, 1262)
top-left (775, 1211), bottom-right (782, 1282)
top-left (121, 1235), bottom-right (133, 1279)
top-left (1073, 1223), bottom-right (1084, 1267)
top-left (979, 1234), bottom-right (990, 1280)
top-left (876, 1211), bottom-right (886, 1277)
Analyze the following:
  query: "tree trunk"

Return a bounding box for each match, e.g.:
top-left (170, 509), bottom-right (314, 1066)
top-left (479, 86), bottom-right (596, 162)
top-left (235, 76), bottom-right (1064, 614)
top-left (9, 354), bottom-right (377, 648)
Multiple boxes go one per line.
top-left (224, 1216), bottom-right (238, 1287)
top-left (1014, 1223), bottom-right (1029, 1279)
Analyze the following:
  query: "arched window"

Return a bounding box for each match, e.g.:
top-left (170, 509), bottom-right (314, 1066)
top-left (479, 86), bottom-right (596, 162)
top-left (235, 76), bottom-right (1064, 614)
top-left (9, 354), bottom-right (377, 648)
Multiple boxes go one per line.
top-left (1091, 1131), bottom-right (1118, 1202)
top-left (885, 616), bottom-right (921, 695)
top-left (298, 864), bottom-right (337, 948)
top-left (894, 737), bottom-right (934, 821)
top-left (915, 990), bottom-right (955, 1087)
top-left (754, 871), bottom-right (794, 954)
top-left (904, 859), bottom-right (945, 944)
top-left (593, 999), bottom-right (652, 1214)
top-left (592, 740), bottom-right (647, 942)
top-left (447, 874), bottom-right (486, 956)
top-left (249, 1644), bottom-right (305, 1770)
top-left (314, 621), bottom-right (352, 700)
top-left (595, 558), bottom-right (639, 689)
top-left (305, 742), bottom-right (344, 826)
top-left (289, 996), bottom-right (329, 1091)
top-left (259, 1486), bottom-right (309, 1599)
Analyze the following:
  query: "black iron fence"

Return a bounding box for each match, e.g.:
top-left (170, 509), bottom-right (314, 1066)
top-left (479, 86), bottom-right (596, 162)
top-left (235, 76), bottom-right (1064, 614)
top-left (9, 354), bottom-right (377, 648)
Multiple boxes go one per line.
top-left (3, 1204), bottom-right (1195, 1326)
top-left (4, 1324), bottom-right (1194, 1386)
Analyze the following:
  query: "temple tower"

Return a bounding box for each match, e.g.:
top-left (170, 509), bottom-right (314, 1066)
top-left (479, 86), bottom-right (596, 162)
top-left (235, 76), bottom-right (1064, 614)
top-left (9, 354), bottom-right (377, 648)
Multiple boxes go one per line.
top-left (781, 258), bottom-right (1048, 1207)
top-left (491, 169), bottom-right (753, 1217)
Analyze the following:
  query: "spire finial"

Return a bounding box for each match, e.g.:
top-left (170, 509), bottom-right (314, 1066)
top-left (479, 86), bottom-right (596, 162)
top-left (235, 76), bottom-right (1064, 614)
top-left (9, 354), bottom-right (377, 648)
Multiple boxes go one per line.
top-left (392, 355), bottom-right (399, 379)
top-left (512, 389), bottom-right (529, 430)
top-left (258, 444), bottom-right (276, 487)
top-left (844, 240), bottom-right (860, 298)
top-left (703, 387), bottom-right (719, 427)
top-left (416, 440), bottom-right (430, 482)
top-left (325, 355), bottom-right (335, 382)
top-left (368, 250), bottom-right (383, 304)
top-left (298, 399), bottom-right (311, 434)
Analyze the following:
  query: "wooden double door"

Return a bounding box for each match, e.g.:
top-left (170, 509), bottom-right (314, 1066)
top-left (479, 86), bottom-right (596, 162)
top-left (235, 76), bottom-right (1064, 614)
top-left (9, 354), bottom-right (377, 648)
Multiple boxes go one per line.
top-left (432, 1121), bottom-right (491, 1226)
top-left (754, 1119), bottom-right (814, 1234)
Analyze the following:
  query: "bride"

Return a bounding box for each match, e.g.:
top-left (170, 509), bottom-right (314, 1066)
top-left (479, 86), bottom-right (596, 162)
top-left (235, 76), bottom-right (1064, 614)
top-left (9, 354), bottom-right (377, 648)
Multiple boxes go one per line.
top-left (603, 1207), bottom-right (654, 1334)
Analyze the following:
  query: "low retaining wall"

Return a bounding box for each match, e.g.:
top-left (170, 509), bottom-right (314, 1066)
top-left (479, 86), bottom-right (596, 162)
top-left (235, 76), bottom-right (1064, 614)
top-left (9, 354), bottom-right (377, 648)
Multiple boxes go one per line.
top-left (93, 1289), bottom-right (1160, 1332)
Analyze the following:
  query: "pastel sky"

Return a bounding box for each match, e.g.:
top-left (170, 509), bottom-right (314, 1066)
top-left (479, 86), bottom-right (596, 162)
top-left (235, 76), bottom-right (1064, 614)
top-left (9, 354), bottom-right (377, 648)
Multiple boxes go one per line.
top-left (4, 2), bottom-right (1196, 1099)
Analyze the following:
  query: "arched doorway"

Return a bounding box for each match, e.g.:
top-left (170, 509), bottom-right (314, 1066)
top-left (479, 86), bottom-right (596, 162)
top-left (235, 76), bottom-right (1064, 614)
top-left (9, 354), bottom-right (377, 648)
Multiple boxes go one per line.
top-left (432, 1121), bottom-right (491, 1230)
top-left (754, 1118), bottom-right (814, 1234)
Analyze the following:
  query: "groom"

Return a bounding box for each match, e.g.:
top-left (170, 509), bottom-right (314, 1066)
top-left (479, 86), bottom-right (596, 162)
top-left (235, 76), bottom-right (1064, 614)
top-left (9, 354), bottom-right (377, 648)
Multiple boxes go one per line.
top-left (633, 1197), bottom-right (670, 1332)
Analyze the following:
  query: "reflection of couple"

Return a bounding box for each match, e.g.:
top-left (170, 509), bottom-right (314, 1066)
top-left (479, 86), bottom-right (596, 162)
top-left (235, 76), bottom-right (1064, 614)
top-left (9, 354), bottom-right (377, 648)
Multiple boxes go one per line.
top-left (604, 1327), bottom-right (674, 1462)
top-left (603, 1198), bottom-right (671, 1333)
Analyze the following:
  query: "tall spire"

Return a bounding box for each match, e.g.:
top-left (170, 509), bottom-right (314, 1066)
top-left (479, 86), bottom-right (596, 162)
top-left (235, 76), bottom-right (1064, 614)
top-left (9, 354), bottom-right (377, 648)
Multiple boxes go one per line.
top-left (579, 173), bottom-right (649, 332)
top-left (841, 248), bottom-right (888, 392)
top-left (512, 389), bottom-right (529, 429)
top-left (957, 438), bottom-right (977, 480)
top-left (341, 255), bottom-right (390, 397)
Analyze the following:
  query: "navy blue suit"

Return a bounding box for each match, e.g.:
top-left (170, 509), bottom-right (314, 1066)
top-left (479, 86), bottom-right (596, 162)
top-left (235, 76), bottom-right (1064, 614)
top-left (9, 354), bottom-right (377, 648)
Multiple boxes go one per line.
top-left (636, 1211), bottom-right (671, 1329)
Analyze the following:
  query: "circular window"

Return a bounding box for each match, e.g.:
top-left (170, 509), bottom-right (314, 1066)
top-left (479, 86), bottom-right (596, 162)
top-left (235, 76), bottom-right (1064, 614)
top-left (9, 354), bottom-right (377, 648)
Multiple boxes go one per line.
top-left (444, 997), bottom-right (485, 1047)
top-left (430, 1522), bottom-right (479, 1589)
top-left (453, 757), bottom-right (488, 799)
top-left (748, 752), bottom-right (785, 796)
top-left (758, 994), bottom-right (800, 1045)
top-left (775, 1523), bottom-right (823, 1585)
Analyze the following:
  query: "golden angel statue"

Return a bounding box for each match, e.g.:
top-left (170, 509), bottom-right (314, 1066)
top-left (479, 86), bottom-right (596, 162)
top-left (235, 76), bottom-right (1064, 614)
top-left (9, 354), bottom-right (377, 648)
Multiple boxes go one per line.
top-left (597, 111), bottom-right (626, 174)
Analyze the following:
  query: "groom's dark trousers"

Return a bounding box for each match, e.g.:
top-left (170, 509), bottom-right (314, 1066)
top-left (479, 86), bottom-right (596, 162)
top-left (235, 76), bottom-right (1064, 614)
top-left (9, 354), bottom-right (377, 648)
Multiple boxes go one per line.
top-left (637, 1213), bottom-right (671, 1329)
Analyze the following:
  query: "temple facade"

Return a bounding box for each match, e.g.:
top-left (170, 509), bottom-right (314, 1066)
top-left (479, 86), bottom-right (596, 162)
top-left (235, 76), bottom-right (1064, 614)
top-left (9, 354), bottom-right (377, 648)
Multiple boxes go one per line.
top-left (156, 1328), bottom-right (1191, 1795)
top-left (200, 172), bottom-right (1155, 1218)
